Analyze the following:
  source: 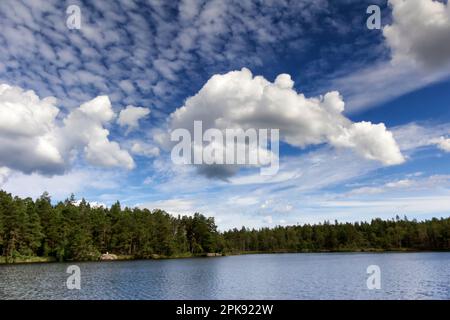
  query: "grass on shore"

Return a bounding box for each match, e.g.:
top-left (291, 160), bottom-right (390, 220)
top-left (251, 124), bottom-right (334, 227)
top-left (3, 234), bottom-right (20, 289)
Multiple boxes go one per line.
top-left (0, 252), bottom-right (212, 264)
top-left (224, 248), bottom-right (416, 255)
top-left (0, 248), bottom-right (435, 265)
top-left (0, 256), bottom-right (56, 264)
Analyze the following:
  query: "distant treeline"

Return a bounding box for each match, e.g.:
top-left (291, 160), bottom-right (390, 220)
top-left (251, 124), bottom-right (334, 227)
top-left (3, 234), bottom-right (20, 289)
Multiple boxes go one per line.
top-left (0, 190), bottom-right (449, 263)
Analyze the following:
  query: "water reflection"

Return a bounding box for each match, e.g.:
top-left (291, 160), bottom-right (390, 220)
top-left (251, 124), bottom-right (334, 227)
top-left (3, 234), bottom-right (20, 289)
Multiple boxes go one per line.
top-left (0, 252), bottom-right (449, 300)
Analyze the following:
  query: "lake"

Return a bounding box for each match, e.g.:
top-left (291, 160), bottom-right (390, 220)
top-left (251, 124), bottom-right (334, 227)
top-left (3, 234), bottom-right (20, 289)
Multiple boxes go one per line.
top-left (0, 252), bottom-right (449, 300)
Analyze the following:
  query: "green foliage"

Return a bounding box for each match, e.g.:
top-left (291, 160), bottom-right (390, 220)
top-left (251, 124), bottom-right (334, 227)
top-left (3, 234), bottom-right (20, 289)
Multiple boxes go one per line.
top-left (0, 190), bottom-right (222, 262)
top-left (0, 190), bottom-right (449, 263)
top-left (222, 218), bottom-right (450, 253)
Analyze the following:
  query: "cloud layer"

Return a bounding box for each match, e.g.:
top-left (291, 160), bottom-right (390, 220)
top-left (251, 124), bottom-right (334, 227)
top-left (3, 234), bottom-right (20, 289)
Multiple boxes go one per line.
top-left (0, 0), bottom-right (330, 111)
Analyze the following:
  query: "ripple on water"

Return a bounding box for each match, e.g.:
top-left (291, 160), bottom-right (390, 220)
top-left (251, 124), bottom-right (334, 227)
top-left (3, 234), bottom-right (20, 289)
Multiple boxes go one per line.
top-left (0, 253), bottom-right (449, 300)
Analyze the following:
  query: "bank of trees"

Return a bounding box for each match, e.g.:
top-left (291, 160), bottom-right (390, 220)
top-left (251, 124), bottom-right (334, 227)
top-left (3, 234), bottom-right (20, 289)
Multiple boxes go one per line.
top-left (0, 191), bottom-right (221, 262)
top-left (0, 190), bottom-right (449, 262)
top-left (222, 218), bottom-right (450, 253)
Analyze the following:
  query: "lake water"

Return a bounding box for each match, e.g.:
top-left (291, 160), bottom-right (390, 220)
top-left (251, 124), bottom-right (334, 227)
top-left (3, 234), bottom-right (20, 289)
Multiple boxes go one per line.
top-left (0, 252), bottom-right (449, 300)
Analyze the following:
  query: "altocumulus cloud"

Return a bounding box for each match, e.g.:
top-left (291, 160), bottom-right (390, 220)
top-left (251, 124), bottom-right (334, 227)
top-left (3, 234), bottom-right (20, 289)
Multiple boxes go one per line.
top-left (169, 68), bottom-right (404, 178)
top-left (0, 0), bottom-right (329, 110)
top-left (0, 83), bottom-right (134, 175)
top-left (117, 105), bottom-right (151, 133)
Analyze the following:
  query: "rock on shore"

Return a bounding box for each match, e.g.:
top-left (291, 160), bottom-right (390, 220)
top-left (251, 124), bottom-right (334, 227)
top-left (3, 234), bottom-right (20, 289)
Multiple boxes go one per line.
top-left (206, 253), bottom-right (222, 257)
top-left (100, 253), bottom-right (118, 261)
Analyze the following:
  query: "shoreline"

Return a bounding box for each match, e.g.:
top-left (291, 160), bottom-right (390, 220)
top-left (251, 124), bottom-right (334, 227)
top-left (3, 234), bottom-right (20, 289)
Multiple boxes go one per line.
top-left (1, 248), bottom-right (449, 265)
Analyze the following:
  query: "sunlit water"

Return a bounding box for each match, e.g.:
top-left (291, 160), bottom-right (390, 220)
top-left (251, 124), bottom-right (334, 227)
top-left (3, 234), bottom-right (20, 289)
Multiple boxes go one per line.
top-left (0, 252), bottom-right (449, 299)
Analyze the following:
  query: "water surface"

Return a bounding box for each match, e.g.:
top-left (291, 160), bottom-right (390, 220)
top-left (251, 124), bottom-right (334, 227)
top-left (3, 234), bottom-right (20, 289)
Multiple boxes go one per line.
top-left (0, 252), bottom-right (449, 299)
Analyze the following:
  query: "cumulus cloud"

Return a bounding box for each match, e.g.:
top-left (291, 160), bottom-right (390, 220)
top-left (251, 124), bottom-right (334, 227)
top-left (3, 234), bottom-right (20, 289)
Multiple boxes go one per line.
top-left (384, 0), bottom-right (450, 69)
top-left (169, 68), bottom-right (404, 178)
top-left (329, 121), bottom-right (404, 166)
top-left (59, 95), bottom-right (135, 170)
top-left (0, 83), bottom-right (134, 175)
top-left (0, 84), bottom-right (65, 174)
top-left (117, 105), bottom-right (150, 132)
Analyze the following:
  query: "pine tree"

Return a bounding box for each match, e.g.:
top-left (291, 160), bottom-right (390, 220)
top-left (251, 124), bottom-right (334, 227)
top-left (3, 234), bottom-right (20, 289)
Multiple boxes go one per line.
top-left (23, 198), bottom-right (44, 255)
top-left (37, 193), bottom-right (66, 260)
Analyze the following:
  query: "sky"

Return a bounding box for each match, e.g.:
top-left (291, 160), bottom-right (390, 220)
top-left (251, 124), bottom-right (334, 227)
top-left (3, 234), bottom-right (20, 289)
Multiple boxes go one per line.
top-left (0, 0), bottom-right (450, 230)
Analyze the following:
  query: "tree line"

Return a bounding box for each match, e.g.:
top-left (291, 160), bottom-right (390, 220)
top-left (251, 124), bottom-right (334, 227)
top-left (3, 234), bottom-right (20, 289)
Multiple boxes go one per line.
top-left (0, 190), bottom-right (449, 263)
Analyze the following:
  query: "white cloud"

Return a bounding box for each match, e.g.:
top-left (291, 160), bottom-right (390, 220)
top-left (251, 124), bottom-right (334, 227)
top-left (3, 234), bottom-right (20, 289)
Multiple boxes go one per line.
top-left (84, 139), bottom-right (134, 169)
top-left (58, 95), bottom-right (135, 170)
top-left (318, 195), bottom-right (450, 216)
top-left (385, 179), bottom-right (414, 188)
top-left (117, 105), bottom-right (150, 132)
top-left (0, 83), bottom-right (59, 136)
top-left (78, 96), bottom-right (115, 123)
top-left (433, 136), bottom-right (450, 152)
top-left (1, 168), bottom-right (121, 200)
top-left (384, 0), bottom-right (450, 69)
top-left (0, 0), bottom-right (329, 110)
top-left (0, 83), bottom-right (65, 174)
top-left (329, 0), bottom-right (450, 113)
top-left (389, 123), bottom-right (450, 158)
top-left (143, 176), bottom-right (153, 185)
top-left (349, 179), bottom-right (413, 195)
top-left (118, 80), bottom-right (135, 94)
top-left (72, 199), bottom-right (107, 209)
top-left (329, 61), bottom-right (450, 113)
top-left (392, 123), bottom-right (450, 152)
top-left (0, 167), bottom-right (11, 185)
top-left (127, 121), bottom-right (450, 229)
top-left (0, 83), bottom-right (134, 174)
top-left (226, 195), bottom-right (259, 206)
top-left (329, 121), bottom-right (404, 166)
top-left (259, 198), bottom-right (294, 213)
top-left (263, 215), bottom-right (273, 224)
top-left (348, 175), bottom-right (450, 196)
top-left (170, 68), bottom-right (404, 178)
top-left (131, 142), bottom-right (160, 157)
top-left (139, 198), bottom-right (195, 215)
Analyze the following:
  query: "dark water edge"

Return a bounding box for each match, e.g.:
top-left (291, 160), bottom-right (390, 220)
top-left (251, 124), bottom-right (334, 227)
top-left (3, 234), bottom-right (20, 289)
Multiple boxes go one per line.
top-left (1, 252), bottom-right (449, 300)
top-left (2, 248), bottom-right (448, 265)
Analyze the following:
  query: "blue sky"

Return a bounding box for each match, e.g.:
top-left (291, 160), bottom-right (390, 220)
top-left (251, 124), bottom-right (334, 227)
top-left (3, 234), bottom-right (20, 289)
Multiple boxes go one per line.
top-left (0, 0), bottom-right (450, 229)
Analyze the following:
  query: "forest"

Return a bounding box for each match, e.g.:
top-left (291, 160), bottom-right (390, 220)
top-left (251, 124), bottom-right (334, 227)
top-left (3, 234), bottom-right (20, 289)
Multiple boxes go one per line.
top-left (0, 190), bottom-right (449, 263)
